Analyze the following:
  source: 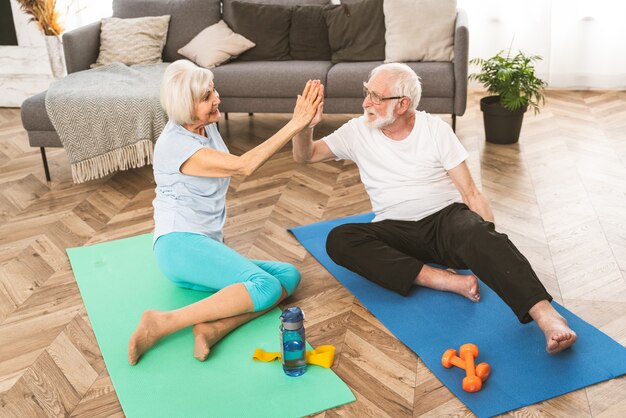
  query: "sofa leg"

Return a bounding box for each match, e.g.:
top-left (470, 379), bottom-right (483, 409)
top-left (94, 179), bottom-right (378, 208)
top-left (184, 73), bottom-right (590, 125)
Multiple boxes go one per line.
top-left (451, 114), bottom-right (457, 132)
top-left (40, 147), bottom-right (51, 182)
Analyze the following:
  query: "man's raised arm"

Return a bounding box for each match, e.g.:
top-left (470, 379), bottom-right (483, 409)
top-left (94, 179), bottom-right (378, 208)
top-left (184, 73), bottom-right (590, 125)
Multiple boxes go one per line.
top-left (292, 128), bottom-right (336, 164)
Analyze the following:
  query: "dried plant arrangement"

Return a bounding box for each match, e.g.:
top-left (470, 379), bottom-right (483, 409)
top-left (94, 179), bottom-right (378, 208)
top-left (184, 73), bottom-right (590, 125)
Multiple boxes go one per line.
top-left (16, 0), bottom-right (63, 36)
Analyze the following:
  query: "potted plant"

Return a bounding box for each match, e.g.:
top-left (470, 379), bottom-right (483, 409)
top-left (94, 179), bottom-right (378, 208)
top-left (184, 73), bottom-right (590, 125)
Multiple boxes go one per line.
top-left (469, 50), bottom-right (547, 144)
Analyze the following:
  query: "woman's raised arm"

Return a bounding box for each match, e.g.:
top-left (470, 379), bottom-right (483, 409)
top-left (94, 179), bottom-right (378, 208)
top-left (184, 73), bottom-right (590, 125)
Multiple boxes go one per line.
top-left (181, 81), bottom-right (323, 178)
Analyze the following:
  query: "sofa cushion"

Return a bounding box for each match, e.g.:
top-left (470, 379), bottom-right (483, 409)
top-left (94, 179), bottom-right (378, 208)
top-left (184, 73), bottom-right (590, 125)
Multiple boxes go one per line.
top-left (384, 0), bottom-right (456, 62)
top-left (226, 1), bottom-right (293, 61)
top-left (21, 91), bottom-right (55, 131)
top-left (211, 61), bottom-right (332, 98)
top-left (113, 0), bottom-right (221, 62)
top-left (326, 62), bottom-right (454, 98)
top-left (290, 5), bottom-right (334, 60)
top-left (92, 16), bottom-right (170, 68)
top-left (324, 0), bottom-right (385, 63)
top-left (222, 0), bottom-right (329, 25)
top-left (178, 20), bottom-right (255, 68)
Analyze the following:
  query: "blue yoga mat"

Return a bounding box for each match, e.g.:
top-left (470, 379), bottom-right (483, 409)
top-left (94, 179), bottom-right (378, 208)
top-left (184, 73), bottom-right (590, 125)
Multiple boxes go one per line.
top-left (290, 213), bottom-right (626, 418)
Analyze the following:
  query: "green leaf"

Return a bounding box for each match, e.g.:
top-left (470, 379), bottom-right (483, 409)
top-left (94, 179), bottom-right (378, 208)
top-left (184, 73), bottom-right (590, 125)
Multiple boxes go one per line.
top-left (469, 50), bottom-right (547, 114)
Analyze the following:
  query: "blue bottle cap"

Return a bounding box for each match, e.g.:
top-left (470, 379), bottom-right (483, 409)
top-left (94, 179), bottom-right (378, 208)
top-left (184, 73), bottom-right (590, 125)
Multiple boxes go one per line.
top-left (280, 306), bottom-right (304, 330)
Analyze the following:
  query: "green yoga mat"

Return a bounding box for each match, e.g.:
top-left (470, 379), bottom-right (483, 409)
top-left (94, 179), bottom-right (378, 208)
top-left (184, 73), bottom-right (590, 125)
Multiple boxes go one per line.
top-left (67, 234), bottom-right (355, 418)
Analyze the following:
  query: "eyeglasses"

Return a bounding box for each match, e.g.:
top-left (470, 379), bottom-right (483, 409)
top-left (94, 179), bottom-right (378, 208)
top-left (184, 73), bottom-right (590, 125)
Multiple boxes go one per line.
top-left (362, 82), bottom-right (404, 105)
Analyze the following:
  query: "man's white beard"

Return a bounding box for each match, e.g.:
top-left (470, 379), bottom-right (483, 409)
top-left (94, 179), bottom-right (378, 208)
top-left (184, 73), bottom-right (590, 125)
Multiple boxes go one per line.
top-left (364, 104), bottom-right (396, 129)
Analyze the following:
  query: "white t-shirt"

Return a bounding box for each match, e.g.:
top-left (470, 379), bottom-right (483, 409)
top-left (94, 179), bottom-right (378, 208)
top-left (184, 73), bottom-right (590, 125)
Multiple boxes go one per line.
top-left (322, 112), bottom-right (468, 222)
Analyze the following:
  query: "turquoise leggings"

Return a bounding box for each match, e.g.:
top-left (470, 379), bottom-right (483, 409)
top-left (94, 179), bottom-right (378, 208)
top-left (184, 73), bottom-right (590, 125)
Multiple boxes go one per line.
top-left (154, 232), bottom-right (301, 311)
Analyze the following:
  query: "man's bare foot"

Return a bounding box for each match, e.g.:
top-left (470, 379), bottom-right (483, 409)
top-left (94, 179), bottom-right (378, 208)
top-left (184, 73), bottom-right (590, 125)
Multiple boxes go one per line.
top-left (544, 319), bottom-right (577, 354)
top-left (192, 322), bottom-right (231, 361)
top-left (529, 300), bottom-right (577, 354)
top-left (128, 310), bottom-right (170, 365)
top-left (415, 265), bottom-right (480, 302)
top-left (447, 269), bottom-right (481, 302)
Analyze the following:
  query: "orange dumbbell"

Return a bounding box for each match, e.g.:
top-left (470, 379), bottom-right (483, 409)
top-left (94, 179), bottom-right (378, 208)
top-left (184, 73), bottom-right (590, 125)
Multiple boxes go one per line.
top-left (459, 343), bottom-right (482, 392)
top-left (441, 349), bottom-right (491, 382)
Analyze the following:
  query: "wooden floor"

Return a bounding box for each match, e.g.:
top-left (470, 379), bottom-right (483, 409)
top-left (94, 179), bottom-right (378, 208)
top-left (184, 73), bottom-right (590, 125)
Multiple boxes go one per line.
top-left (1, 90), bottom-right (625, 417)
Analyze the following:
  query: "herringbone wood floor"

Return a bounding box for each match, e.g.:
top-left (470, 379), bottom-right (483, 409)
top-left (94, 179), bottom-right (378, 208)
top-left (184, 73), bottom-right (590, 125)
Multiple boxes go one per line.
top-left (1, 90), bottom-right (625, 417)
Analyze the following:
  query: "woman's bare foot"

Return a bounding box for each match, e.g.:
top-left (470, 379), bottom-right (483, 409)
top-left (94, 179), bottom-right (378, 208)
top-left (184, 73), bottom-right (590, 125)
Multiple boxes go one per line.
top-left (529, 300), bottom-right (578, 354)
top-left (415, 265), bottom-right (480, 302)
top-left (128, 310), bottom-right (170, 365)
top-left (192, 322), bottom-right (231, 361)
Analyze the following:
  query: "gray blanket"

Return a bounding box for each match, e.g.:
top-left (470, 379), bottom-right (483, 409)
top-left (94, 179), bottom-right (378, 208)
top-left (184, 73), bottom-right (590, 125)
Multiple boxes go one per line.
top-left (45, 63), bottom-right (168, 183)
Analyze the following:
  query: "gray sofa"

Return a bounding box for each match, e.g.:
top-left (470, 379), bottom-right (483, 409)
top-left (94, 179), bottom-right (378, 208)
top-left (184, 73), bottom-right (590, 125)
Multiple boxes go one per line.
top-left (21, 0), bottom-right (468, 181)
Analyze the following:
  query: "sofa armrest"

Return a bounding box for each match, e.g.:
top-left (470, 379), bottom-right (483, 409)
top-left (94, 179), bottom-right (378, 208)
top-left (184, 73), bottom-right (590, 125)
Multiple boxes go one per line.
top-left (453, 8), bottom-right (469, 116)
top-left (62, 21), bottom-right (101, 74)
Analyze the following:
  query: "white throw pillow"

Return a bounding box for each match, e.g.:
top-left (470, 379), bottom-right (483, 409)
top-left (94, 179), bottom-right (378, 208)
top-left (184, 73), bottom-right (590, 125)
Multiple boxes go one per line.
top-left (178, 20), bottom-right (255, 68)
top-left (383, 0), bottom-right (456, 62)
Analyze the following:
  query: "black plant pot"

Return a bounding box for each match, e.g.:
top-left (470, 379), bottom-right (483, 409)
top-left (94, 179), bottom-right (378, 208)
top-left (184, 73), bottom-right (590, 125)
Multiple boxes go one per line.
top-left (479, 96), bottom-right (527, 144)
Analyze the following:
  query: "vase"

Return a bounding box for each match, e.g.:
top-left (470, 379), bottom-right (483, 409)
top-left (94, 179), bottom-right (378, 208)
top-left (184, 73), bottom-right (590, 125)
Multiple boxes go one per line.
top-left (45, 35), bottom-right (66, 78)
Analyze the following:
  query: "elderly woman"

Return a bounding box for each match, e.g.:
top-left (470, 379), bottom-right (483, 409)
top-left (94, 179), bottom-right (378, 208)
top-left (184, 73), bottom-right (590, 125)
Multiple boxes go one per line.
top-left (128, 60), bottom-right (323, 365)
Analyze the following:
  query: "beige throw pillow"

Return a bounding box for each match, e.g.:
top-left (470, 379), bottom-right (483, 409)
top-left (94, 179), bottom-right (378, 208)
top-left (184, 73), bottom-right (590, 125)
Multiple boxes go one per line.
top-left (383, 0), bottom-right (456, 62)
top-left (177, 20), bottom-right (255, 68)
top-left (92, 15), bottom-right (171, 68)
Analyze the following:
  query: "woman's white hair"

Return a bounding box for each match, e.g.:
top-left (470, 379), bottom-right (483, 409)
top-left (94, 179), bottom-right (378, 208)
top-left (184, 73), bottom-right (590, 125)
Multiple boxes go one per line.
top-left (370, 63), bottom-right (422, 112)
top-left (160, 60), bottom-right (214, 125)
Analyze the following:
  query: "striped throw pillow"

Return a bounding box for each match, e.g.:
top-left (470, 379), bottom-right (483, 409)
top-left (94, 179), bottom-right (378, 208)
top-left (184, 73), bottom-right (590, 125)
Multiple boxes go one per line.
top-left (92, 15), bottom-right (171, 68)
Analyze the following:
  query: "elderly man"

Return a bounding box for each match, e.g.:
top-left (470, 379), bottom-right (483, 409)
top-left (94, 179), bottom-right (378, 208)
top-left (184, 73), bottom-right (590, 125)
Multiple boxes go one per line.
top-left (293, 64), bottom-right (576, 354)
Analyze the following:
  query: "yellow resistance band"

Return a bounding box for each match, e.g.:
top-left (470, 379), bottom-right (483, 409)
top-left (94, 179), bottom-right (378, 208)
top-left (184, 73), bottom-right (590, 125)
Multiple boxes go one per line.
top-left (253, 345), bottom-right (336, 368)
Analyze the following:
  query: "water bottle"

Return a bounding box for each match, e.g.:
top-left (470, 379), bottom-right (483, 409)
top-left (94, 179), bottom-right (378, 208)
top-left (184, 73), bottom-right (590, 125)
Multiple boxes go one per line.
top-left (279, 306), bottom-right (307, 377)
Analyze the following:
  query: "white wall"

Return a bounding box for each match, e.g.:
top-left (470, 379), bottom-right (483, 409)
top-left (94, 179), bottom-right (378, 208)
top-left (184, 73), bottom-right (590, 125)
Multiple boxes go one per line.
top-left (459, 0), bottom-right (626, 89)
top-left (0, 0), bottom-right (112, 107)
top-left (0, 0), bottom-right (55, 107)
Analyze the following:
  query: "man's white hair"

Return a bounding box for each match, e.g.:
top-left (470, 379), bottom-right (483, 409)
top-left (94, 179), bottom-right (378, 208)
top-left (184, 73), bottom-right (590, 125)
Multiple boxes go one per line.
top-left (369, 63), bottom-right (422, 112)
top-left (160, 60), bottom-right (214, 125)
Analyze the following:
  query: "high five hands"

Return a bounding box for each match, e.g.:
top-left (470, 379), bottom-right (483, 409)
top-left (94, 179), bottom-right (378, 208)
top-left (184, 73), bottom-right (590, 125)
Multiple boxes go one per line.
top-left (292, 80), bottom-right (325, 130)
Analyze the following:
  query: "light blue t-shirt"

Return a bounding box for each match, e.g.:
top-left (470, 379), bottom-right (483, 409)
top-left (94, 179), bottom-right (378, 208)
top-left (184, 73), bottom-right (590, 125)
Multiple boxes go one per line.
top-left (152, 121), bottom-right (230, 244)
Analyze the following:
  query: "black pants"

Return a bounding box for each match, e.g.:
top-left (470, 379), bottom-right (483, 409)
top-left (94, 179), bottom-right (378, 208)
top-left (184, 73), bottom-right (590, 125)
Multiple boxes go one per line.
top-left (326, 203), bottom-right (551, 323)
